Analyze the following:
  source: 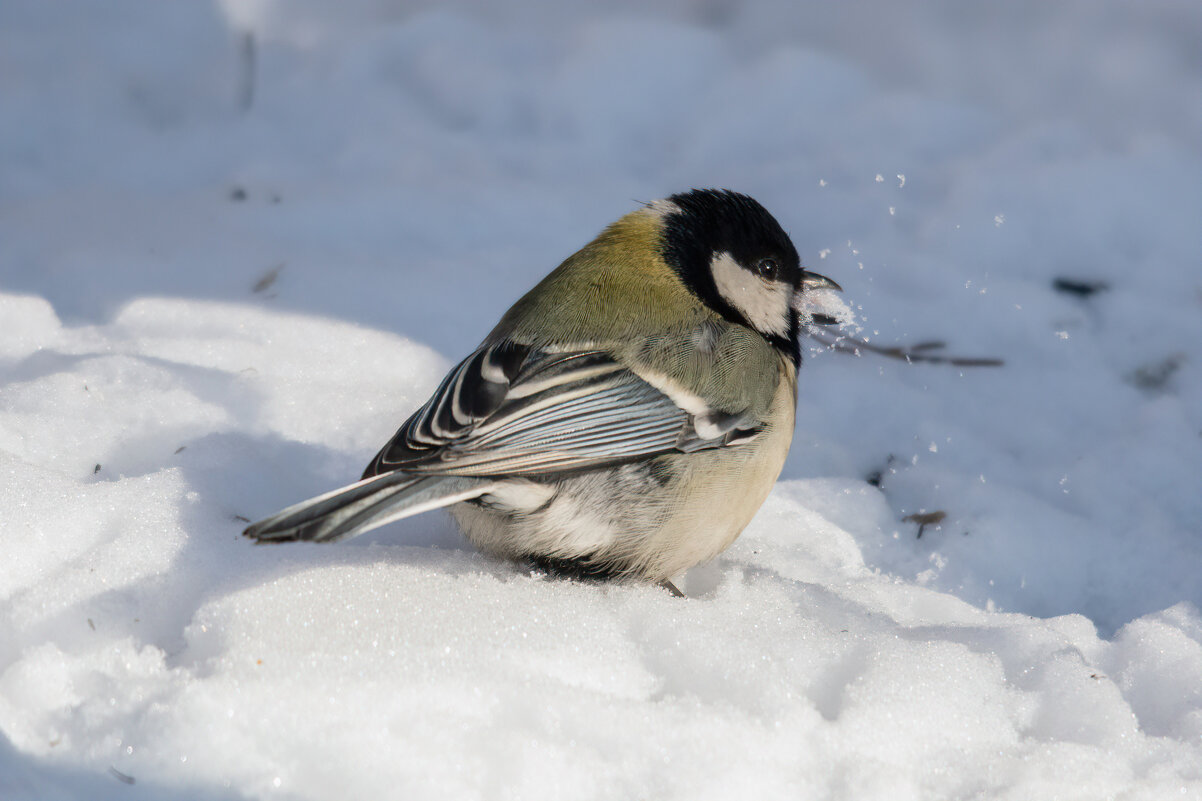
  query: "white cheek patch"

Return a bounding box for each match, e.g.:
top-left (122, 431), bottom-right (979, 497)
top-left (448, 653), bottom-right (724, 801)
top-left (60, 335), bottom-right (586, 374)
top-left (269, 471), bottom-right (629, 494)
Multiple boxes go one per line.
top-left (709, 251), bottom-right (791, 338)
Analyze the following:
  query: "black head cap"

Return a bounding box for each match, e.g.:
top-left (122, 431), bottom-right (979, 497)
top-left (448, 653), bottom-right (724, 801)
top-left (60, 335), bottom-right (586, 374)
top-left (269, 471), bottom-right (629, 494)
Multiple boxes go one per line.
top-left (657, 189), bottom-right (804, 361)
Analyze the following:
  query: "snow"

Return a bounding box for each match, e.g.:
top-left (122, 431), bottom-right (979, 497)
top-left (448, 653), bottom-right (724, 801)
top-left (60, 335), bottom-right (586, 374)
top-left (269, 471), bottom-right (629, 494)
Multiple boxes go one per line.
top-left (1, 0), bottom-right (1200, 798)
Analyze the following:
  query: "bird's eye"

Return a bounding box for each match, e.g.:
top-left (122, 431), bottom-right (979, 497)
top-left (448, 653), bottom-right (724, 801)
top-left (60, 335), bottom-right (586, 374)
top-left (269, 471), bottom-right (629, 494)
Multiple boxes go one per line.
top-left (755, 258), bottom-right (779, 280)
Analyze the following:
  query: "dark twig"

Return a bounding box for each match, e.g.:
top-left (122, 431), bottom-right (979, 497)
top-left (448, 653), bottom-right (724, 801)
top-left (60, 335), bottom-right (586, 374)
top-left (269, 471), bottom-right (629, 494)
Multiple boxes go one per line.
top-left (1052, 277), bottom-right (1108, 298)
top-left (238, 31), bottom-right (257, 113)
top-left (252, 263), bottom-right (284, 294)
top-left (108, 766), bottom-right (136, 785)
top-left (807, 328), bottom-right (1004, 367)
top-left (904, 510), bottom-right (947, 538)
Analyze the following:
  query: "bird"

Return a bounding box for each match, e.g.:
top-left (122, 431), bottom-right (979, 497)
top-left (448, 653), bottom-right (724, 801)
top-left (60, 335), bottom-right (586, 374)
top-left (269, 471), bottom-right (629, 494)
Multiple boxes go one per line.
top-left (243, 189), bottom-right (841, 592)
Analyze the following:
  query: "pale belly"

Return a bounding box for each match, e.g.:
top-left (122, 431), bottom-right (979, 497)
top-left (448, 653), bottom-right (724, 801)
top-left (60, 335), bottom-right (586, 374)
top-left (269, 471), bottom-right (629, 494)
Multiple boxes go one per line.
top-left (449, 374), bottom-right (796, 582)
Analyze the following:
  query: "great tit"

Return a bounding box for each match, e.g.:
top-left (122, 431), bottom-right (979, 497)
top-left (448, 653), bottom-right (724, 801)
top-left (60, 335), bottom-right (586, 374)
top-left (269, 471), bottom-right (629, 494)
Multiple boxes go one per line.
top-left (243, 189), bottom-right (841, 588)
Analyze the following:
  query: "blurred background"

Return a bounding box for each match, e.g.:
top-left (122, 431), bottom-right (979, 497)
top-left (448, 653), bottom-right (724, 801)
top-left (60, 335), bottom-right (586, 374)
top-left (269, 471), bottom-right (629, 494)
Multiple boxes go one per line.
top-left (1, 0), bottom-right (1199, 633)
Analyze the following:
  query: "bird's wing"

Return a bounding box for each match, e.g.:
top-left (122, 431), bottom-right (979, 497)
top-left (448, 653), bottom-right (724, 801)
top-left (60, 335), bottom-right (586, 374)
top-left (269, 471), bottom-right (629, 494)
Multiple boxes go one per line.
top-left (362, 341), bottom-right (762, 479)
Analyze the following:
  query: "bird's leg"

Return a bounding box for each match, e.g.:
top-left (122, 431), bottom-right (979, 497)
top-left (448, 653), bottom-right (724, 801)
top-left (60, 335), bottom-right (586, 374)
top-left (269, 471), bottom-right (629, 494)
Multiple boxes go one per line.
top-left (659, 579), bottom-right (685, 598)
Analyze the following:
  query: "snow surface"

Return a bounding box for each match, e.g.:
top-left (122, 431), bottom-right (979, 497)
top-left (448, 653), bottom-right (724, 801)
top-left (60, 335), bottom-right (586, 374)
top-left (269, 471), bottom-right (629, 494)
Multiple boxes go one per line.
top-left (2, 1), bottom-right (1200, 798)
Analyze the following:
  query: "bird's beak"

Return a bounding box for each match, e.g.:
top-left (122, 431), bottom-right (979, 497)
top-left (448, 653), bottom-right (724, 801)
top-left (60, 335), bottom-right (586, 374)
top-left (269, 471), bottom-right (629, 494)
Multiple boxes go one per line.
top-left (801, 270), bottom-right (842, 293)
top-left (796, 270), bottom-right (845, 326)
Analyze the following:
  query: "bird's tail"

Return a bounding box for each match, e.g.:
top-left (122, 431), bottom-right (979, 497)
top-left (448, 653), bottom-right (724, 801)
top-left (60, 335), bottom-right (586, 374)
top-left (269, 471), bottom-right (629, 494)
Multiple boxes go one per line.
top-left (243, 471), bottom-right (495, 544)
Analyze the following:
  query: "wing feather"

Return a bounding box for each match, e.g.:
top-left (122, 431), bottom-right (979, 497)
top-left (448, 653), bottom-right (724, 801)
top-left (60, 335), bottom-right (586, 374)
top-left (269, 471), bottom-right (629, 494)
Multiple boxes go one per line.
top-left (362, 341), bottom-right (760, 479)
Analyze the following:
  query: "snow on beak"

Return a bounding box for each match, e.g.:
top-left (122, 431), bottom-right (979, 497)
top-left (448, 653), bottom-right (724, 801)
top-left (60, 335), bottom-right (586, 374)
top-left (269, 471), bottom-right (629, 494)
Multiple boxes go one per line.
top-left (795, 270), bottom-right (846, 326)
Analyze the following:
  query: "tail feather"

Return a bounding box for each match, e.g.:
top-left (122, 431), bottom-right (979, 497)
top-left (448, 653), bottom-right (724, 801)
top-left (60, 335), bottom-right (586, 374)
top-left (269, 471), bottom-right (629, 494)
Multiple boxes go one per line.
top-left (243, 471), bottom-right (494, 544)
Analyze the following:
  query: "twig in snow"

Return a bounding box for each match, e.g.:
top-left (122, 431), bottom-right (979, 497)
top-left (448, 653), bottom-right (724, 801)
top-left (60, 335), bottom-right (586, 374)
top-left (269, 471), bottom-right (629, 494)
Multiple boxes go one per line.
top-left (904, 510), bottom-right (947, 538)
top-left (238, 31), bottom-right (257, 113)
top-left (1052, 277), bottom-right (1108, 298)
top-left (108, 766), bottom-right (136, 785)
top-left (253, 263), bottom-right (284, 293)
top-left (807, 328), bottom-right (1004, 367)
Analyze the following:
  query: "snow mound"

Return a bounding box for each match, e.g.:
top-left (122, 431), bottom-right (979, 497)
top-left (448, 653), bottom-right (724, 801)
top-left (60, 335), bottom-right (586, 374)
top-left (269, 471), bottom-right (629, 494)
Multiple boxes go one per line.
top-left (0, 299), bottom-right (1197, 799)
top-left (1, 0), bottom-right (1199, 797)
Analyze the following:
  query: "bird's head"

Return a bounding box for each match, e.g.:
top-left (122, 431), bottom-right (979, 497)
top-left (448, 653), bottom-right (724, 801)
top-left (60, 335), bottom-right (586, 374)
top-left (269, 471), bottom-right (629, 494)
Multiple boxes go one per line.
top-left (653, 188), bottom-right (841, 363)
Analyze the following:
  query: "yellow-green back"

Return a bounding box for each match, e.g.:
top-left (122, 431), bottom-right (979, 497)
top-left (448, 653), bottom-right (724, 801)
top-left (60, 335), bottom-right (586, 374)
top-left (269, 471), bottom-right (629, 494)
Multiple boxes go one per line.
top-left (491, 207), bottom-right (790, 416)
